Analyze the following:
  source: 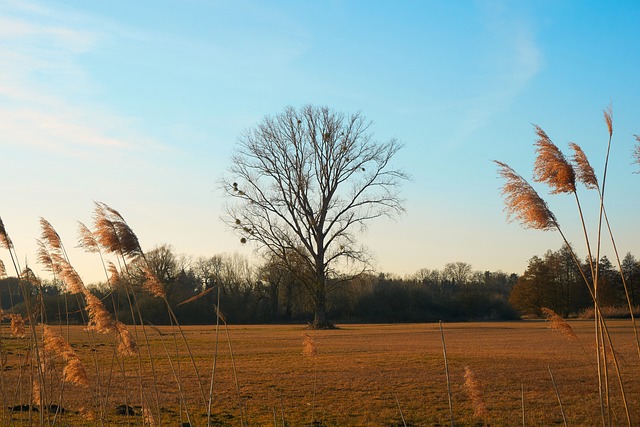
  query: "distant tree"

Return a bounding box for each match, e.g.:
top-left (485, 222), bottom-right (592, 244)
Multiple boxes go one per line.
top-left (509, 256), bottom-right (552, 316)
top-left (597, 255), bottom-right (619, 307)
top-left (223, 105), bottom-right (408, 328)
top-left (443, 262), bottom-right (473, 285)
top-left (258, 251), bottom-right (309, 321)
top-left (621, 252), bottom-right (640, 306)
top-left (509, 246), bottom-right (589, 316)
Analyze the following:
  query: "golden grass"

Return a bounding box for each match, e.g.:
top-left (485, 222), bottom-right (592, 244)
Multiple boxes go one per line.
top-left (2, 321), bottom-right (639, 426)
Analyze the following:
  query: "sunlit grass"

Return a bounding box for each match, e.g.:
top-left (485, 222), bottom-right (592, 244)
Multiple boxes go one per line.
top-left (2, 321), bottom-right (638, 426)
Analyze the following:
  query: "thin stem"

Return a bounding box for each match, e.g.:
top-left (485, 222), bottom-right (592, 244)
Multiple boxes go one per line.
top-left (521, 383), bottom-right (525, 427)
top-left (207, 286), bottom-right (221, 427)
top-left (394, 393), bottom-right (407, 427)
top-left (439, 321), bottom-right (454, 427)
top-left (601, 202), bottom-right (640, 360)
top-left (548, 366), bottom-right (568, 427)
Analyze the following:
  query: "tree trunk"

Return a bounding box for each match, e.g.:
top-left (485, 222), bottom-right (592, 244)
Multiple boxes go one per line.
top-left (311, 280), bottom-right (333, 329)
top-left (269, 281), bottom-right (279, 320)
top-left (284, 280), bottom-right (293, 320)
top-left (312, 291), bottom-right (327, 328)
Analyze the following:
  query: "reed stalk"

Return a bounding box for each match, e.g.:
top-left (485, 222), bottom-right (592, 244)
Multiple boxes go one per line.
top-left (393, 392), bottom-right (407, 427)
top-left (494, 110), bottom-right (635, 426)
top-left (548, 366), bottom-right (568, 427)
top-left (207, 285), bottom-right (221, 427)
top-left (439, 321), bottom-right (454, 427)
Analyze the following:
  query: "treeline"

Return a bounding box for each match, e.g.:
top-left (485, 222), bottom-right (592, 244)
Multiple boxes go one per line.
top-left (509, 245), bottom-right (640, 317)
top-left (0, 245), bottom-right (519, 324)
top-left (3, 244), bottom-right (636, 324)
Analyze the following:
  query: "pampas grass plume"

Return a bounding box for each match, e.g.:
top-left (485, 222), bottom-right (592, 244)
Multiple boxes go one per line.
top-left (20, 267), bottom-right (40, 285)
top-left (569, 142), bottom-right (599, 190)
top-left (541, 307), bottom-right (578, 341)
top-left (107, 261), bottom-right (120, 287)
top-left (464, 366), bottom-right (488, 419)
top-left (39, 217), bottom-right (63, 250)
top-left (43, 325), bottom-right (89, 387)
top-left (115, 321), bottom-right (138, 356)
top-left (7, 314), bottom-right (26, 338)
top-left (57, 261), bottom-right (85, 295)
top-left (633, 135), bottom-right (640, 171)
top-left (76, 221), bottom-right (100, 253)
top-left (143, 405), bottom-right (156, 427)
top-left (84, 290), bottom-right (115, 333)
top-left (0, 217), bottom-right (13, 249)
top-left (494, 161), bottom-right (558, 230)
top-left (32, 377), bottom-right (42, 406)
top-left (302, 333), bottom-right (317, 357)
top-left (604, 105), bottom-right (613, 137)
top-left (532, 126), bottom-right (576, 195)
top-left (142, 266), bottom-right (166, 298)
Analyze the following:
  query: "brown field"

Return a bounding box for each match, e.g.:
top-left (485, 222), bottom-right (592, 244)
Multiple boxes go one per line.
top-left (1, 320), bottom-right (639, 426)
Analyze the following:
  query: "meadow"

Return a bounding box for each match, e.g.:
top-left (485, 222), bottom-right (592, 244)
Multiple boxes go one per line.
top-left (1, 320), bottom-right (638, 426)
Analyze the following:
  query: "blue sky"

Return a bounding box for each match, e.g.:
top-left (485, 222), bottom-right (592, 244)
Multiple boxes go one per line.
top-left (2, 0), bottom-right (640, 283)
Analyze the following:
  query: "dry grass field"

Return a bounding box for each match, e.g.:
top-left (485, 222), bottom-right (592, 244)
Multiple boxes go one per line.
top-left (1, 320), bottom-right (639, 426)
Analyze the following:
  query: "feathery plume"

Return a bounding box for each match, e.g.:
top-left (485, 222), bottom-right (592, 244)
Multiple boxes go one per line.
top-left (464, 366), bottom-right (488, 419)
top-left (32, 377), bottom-right (42, 406)
top-left (142, 405), bottom-right (156, 427)
top-left (36, 240), bottom-right (55, 273)
top-left (633, 135), bottom-right (640, 172)
top-left (142, 265), bottom-right (166, 298)
top-left (106, 261), bottom-right (120, 287)
top-left (533, 125), bottom-right (576, 194)
top-left (494, 161), bottom-right (558, 230)
top-left (102, 203), bottom-right (125, 222)
top-left (0, 217), bottom-right (13, 249)
top-left (78, 406), bottom-right (96, 422)
top-left (568, 142), bottom-right (599, 190)
top-left (93, 202), bottom-right (142, 258)
top-left (604, 105), bottom-right (613, 137)
top-left (83, 290), bottom-right (115, 333)
top-left (64, 357), bottom-right (89, 388)
top-left (93, 214), bottom-right (121, 254)
top-left (43, 325), bottom-right (89, 387)
top-left (76, 222), bottom-right (100, 253)
top-left (115, 321), bottom-right (138, 356)
top-left (541, 307), bottom-right (578, 341)
top-left (39, 217), bottom-right (63, 250)
top-left (20, 267), bottom-right (40, 285)
top-left (302, 333), bottom-right (317, 357)
top-left (8, 314), bottom-right (26, 338)
top-left (113, 220), bottom-right (142, 258)
top-left (0, 259), bottom-right (6, 279)
top-left (57, 260), bottom-right (85, 294)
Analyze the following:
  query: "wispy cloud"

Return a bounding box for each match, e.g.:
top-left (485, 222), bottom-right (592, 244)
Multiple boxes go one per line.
top-left (0, 2), bottom-right (155, 156)
top-left (449, 2), bottom-right (542, 145)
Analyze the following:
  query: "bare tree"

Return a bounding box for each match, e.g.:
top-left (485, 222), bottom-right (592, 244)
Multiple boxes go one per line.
top-left (223, 105), bottom-right (408, 328)
top-left (443, 262), bottom-right (474, 285)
